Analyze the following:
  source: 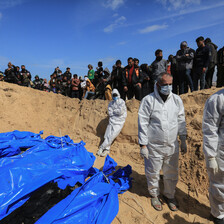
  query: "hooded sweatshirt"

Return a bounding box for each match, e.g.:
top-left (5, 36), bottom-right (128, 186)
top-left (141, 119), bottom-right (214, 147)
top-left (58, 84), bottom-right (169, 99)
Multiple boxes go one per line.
top-left (84, 79), bottom-right (95, 95)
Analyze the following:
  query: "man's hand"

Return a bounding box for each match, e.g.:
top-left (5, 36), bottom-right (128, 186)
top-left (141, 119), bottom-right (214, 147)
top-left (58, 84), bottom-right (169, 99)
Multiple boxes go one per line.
top-left (179, 135), bottom-right (187, 155)
top-left (140, 146), bottom-right (149, 159)
top-left (208, 158), bottom-right (218, 175)
top-left (124, 86), bottom-right (128, 92)
top-left (185, 54), bottom-right (189, 57)
top-left (202, 67), bottom-right (207, 73)
top-left (136, 83), bottom-right (142, 88)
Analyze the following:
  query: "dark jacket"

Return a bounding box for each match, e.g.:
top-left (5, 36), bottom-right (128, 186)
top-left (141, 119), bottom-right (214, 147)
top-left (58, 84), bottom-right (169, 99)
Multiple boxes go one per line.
top-left (170, 57), bottom-right (177, 77)
top-left (122, 65), bottom-right (143, 86)
top-left (217, 47), bottom-right (224, 65)
top-left (111, 67), bottom-right (124, 89)
top-left (206, 42), bottom-right (218, 67)
top-left (21, 69), bottom-right (31, 86)
top-left (63, 71), bottom-right (72, 80)
top-left (194, 45), bottom-right (210, 69)
top-left (176, 47), bottom-right (195, 70)
top-left (33, 79), bottom-right (43, 90)
top-left (4, 66), bottom-right (18, 83)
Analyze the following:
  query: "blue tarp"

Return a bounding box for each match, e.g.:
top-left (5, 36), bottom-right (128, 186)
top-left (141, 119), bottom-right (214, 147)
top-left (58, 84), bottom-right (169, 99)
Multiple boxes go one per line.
top-left (0, 131), bottom-right (132, 224)
top-left (35, 172), bottom-right (119, 224)
top-left (0, 135), bottom-right (95, 220)
top-left (35, 156), bottom-right (132, 224)
top-left (0, 130), bottom-right (43, 157)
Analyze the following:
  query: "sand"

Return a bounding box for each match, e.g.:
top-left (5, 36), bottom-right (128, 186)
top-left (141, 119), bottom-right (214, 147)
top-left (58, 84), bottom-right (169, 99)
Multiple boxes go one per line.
top-left (0, 81), bottom-right (222, 224)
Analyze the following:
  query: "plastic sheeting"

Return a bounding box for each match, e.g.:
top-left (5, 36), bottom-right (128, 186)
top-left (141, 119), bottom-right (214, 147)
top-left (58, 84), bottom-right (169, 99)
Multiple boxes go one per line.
top-left (0, 130), bottom-right (43, 158)
top-left (36, 155), bottom-right (132, 224)
top-left (0, 135), bottom-right (95, 220)
top-left (0, 131), bottom-right (132, 224)
top-left (35, 172), bottom-right (119, 224)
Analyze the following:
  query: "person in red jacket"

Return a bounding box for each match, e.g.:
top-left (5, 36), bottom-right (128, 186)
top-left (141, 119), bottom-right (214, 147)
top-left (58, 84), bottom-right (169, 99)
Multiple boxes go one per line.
top-left (122, 57), bottom-right (143, 101)
top-left (71, 74), bottom-right (80, 98)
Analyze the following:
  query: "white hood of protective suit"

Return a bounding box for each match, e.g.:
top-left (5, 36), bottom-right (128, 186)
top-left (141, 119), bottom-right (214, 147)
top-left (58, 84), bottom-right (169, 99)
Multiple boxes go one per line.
top-left (108, 89), bottom-right (127, 125)
top-left (112, 89), bottom-right (121, 99)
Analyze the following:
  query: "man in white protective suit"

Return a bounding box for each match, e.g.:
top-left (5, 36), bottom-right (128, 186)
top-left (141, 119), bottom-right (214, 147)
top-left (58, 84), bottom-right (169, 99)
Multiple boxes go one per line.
top-left (97, 89), bottom-right (127, 157)
top-left (203, 89), bottom-right (224, 224)
top-left (138, 72), bottom-right (187, 211)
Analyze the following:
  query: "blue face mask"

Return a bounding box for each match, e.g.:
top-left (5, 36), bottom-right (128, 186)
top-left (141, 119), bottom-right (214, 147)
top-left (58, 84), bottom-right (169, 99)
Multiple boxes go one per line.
top-left (159, 85), bottom-right (172, 95)
top-left (113, 96), bottom-right (118, 101)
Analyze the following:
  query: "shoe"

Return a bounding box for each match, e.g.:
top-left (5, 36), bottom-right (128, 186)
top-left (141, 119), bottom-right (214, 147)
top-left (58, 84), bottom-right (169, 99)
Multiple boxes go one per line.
top-left (100, 149), bottom-right (110, 157)
top-left (151, 197), bottom-right (163, 211)
top-left (163, 196), bottom-right (178, 211)
top-left (96, 148), bottom-right (103, 156)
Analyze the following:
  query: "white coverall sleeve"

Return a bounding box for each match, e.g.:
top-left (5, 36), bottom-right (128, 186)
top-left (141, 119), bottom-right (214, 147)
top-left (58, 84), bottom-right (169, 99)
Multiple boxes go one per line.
top-left (113, 101), bottom-right (126, 116)
top-left (138, 97), bottom-right (151, 146)
top-left (177, 97), bottom-right (187, 136)
top-left (203, 95), bottom-right (223, 158)
top-left (108, 102), bottom-right (114, 117)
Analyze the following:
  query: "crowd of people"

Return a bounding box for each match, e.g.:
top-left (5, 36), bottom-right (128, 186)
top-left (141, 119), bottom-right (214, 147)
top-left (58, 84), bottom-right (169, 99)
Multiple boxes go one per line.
top-left (0, 36), bottom-right (224, 101)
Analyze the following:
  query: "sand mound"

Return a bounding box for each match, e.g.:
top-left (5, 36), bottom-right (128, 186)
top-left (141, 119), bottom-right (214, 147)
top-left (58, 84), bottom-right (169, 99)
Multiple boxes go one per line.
top-left (0, 81), bottom-right (221, 224)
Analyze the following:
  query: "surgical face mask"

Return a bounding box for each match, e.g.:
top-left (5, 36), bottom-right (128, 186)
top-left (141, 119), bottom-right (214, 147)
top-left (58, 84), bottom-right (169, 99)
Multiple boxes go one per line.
top-left (159, 85), bottom-right (172, 95)
top-left (113, 96), bottom-right (118, 101)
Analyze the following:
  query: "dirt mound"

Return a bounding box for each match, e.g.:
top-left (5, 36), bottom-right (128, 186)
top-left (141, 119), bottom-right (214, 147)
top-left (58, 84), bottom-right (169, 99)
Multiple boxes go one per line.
top-left (0, 81), bottom-right (221, 224)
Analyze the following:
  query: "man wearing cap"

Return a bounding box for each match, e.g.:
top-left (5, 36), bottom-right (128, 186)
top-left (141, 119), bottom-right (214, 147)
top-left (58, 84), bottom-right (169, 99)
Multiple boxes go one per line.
top-left (176, 41), bottom-right (195, 94)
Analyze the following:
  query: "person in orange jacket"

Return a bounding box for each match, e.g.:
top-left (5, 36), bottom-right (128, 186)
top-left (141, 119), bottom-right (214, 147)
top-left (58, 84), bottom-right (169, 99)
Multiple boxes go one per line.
top-left (83, 79), bottom-right (95, 99)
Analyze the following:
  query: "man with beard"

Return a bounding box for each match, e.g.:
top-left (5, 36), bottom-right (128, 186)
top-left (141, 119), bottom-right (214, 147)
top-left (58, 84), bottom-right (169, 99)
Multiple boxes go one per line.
top-left (151, 49), bottom-right (168, 85)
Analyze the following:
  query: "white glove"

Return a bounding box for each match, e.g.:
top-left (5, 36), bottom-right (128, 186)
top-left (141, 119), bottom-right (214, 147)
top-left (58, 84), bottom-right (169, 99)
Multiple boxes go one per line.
top-left (140, 147), bottom-right (149, 159)
top-left (179, 135), bottom-right (187, 154)
top-left (208, 158), bottom-right (219, 175)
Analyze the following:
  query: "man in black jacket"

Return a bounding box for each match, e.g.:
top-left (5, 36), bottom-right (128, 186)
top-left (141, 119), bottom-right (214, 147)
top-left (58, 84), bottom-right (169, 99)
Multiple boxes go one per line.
top-left (111, 60), bottom-right (124, 98)
top-left (193, 36), bottom-right (210, 91)
top-left (205, 38), bottom-right (218, 88)
top-left (217, 46), bottom-right (224, 87)
top-left (63, 67), bottom-right (72, 80)
top-left (4, 62), bottom-right (18, 84)
top-left (122, 57), bottom-right (143, 101)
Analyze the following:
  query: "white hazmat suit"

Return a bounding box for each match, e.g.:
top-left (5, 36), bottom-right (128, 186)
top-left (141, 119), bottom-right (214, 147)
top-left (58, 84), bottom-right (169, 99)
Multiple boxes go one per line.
top-left (203, 89), bottom-right (224, 220)
top-left (138, 84), bottom-right (187, 199)
top-left (97, 89), bottom-right (127, 157)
